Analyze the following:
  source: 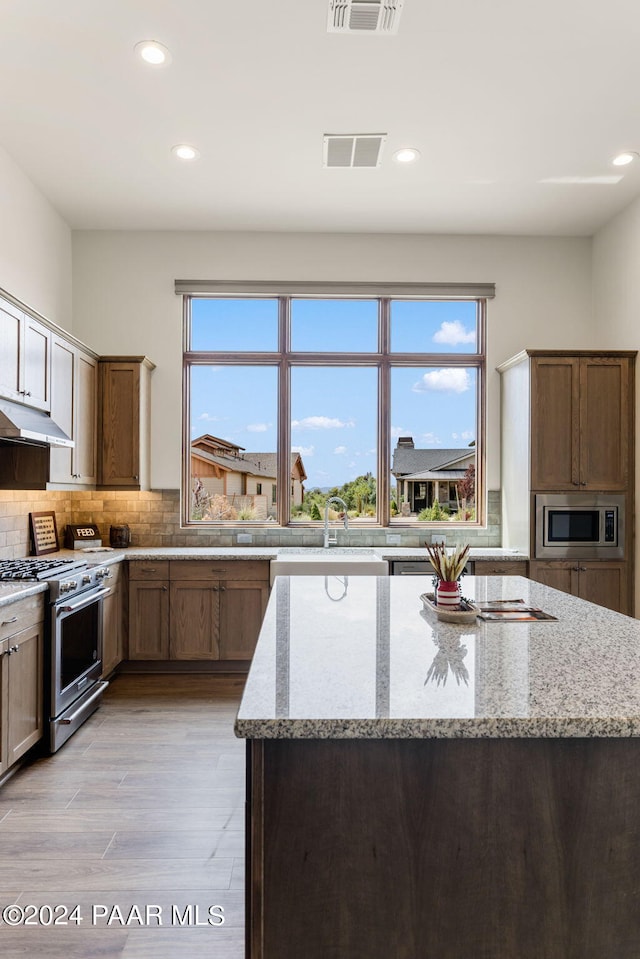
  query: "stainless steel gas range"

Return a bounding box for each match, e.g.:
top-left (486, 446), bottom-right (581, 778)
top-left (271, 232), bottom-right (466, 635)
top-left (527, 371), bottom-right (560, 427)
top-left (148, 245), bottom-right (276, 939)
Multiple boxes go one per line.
top-left (0, 556), bottom-right (112, 752)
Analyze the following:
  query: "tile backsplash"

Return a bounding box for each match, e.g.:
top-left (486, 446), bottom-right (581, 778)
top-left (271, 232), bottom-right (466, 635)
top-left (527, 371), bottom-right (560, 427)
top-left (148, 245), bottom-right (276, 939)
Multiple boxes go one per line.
top-left (0, 489), bottom-right (502, 558)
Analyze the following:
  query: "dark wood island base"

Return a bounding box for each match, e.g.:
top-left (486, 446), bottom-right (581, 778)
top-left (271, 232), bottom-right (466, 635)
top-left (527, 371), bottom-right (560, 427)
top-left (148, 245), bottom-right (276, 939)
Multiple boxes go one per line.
top-left (246, 737), bottom-right (640, 959)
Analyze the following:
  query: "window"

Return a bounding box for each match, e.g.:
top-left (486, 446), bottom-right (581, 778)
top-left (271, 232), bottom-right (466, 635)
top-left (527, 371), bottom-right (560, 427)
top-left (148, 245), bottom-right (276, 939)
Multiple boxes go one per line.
top-left (181, 284), bottom-right (490, 527)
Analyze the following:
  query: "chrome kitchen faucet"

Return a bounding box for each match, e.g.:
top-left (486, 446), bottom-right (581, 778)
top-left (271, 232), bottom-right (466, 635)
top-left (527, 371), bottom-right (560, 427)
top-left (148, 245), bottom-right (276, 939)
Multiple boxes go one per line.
top-left (323, 496), bottom-right (349, 548)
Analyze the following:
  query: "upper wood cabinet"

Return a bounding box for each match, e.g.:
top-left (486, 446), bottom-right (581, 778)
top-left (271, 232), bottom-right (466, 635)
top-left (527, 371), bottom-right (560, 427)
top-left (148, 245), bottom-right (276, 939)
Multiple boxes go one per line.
top-left (98, 357), bottom-right (155, 490)
top-left (49, 335), bottom-right (98, 486)
top-left (0, 295), bottom-right (51, 412)
top-left (530, 354), bottom-right (633, 491)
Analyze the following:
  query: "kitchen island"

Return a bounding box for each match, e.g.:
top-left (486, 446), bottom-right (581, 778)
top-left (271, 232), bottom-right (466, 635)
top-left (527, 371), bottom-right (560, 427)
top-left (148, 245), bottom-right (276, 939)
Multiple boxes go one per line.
top-left (236, 575), bottom-right (640, 959)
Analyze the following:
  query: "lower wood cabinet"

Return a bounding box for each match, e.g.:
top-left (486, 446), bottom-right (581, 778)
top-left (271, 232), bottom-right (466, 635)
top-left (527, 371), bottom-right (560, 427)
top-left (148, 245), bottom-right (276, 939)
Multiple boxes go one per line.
top-left (528, 561), bottom-right (630, 615)
top-left (473, 560), bottom-right (528, 576)
top-left (128, 560), bottom-right (269, 663)
top-left (102, 564), bottom-right (125, 677)
top-left (0, 599), bottom-right (44, 776)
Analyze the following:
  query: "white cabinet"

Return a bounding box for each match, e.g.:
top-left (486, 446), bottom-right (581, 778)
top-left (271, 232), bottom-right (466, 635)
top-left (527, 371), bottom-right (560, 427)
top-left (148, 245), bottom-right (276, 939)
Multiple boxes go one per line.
top-left (49, 334), bottom-right (98, 486)
top-left (0, 295), bottom-right (51, 412)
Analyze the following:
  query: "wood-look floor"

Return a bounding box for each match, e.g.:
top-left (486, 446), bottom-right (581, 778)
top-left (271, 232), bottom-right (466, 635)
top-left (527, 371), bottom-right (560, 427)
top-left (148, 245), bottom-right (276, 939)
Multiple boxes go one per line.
top-left (0, 674), bottom-right (246, 959)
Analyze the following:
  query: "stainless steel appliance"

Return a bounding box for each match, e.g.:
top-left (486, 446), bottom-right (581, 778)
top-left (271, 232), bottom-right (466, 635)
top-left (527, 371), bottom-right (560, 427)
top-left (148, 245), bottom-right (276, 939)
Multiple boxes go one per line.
top-left (534, 493), bottom-right (625, 559)
top-left (0, 557), bottom-right (111, 752)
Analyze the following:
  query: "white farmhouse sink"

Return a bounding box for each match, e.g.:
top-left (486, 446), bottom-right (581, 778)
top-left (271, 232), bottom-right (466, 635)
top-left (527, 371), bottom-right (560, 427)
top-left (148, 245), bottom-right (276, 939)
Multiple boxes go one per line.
top-left (270, 549), bottom-right (388, 585)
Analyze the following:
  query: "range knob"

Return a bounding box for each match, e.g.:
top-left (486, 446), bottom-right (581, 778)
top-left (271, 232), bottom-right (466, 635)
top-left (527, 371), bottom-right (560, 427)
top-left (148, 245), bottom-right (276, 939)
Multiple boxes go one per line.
top-left (82, 574), bottom-right (91, 586)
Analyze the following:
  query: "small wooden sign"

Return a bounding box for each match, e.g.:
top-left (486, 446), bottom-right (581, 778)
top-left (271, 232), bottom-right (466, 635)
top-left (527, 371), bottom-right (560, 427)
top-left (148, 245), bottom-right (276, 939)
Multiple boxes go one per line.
top-left (29, 511), bottom-right (59, 555)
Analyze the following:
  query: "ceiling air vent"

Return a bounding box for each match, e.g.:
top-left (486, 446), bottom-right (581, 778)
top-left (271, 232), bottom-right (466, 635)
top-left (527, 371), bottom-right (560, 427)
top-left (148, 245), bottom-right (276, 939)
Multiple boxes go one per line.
top-left (327, 0), bottom-right (404, 34)
top-left (323, 134), bottom-right (387, 168)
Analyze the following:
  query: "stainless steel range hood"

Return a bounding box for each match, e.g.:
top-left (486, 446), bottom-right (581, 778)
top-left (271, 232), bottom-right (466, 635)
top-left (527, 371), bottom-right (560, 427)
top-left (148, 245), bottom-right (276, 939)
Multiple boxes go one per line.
top-left (0, 398), bottom-right (73, 448)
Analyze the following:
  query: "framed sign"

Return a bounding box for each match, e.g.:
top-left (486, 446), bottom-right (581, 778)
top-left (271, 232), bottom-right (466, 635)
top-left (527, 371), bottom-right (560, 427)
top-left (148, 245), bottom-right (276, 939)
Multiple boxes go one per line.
top-left (29, 511), bottom-right (59, 555)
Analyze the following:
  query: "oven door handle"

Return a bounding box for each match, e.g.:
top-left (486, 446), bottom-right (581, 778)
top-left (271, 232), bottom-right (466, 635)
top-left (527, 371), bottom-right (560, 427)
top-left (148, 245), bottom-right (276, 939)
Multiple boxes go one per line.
top-left (58, 681), bottom-right (109, 724)
top-left (57, 587), bottom-right (110, 613)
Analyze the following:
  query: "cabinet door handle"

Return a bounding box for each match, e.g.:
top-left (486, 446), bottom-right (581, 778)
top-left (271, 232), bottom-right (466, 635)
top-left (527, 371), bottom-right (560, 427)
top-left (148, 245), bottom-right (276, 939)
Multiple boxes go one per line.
top-left (1, 616), bottom-right (18, 626)
top-left (10, 644), bottom-right (19, 653)
top-left (212, 568), bottom-right (227, 573)
top-left (133, 474), bottom-right (139, 481)
top-left (161, 586), bottom-right (168, 592)
top-left (572, 480), bottom-right (580, 486)
top-left (219, 585), bottom-right (226, 591)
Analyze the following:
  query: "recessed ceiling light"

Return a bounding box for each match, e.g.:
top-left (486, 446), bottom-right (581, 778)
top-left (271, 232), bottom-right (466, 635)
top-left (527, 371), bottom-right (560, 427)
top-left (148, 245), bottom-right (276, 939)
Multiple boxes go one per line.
top-left (612, 151), bottom-right (637, 166)
top-left (393, 148), bottom-right (420, 164)
top-left (134, 40), bottom-right (172, 66)
top-left (172, 144), bottom-right (200, 161)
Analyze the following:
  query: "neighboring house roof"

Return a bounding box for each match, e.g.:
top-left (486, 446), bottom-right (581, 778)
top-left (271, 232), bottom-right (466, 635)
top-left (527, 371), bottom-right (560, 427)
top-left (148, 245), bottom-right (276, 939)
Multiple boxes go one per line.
top-left (242, 452), bottom-right (307, 482)
top-left (401, 469), bottom-right (468, 481)
top-left (192, 433), bottom-right (245, 455)
top-left (392, 446), bottom-right (475, 477)
top-left (191, 435), bottom-right (307, 482)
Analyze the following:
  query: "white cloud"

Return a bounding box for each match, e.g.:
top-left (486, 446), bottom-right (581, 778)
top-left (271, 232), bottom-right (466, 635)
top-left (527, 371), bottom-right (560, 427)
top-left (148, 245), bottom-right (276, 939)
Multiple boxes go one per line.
top-left (292, 444), bottom-right (314, 456)
top-left (197, 412), bottom-right (221, 421)
top-left (291, 416), bottom-right (355, 430)
top-left (452, 430), bottom-right (474, 441)
top-left (421, 432), bottom-right (441, 445)
top-left (412, 369), bottom-right (471, 394)
top-left (333, 445), bottom-right (347, 454)
top-left (433, 320), bottom-right (476, 346)
top-left (391, 425), bottom-right (405, 438)
top-left (246, 422), bottom-right (270, 433)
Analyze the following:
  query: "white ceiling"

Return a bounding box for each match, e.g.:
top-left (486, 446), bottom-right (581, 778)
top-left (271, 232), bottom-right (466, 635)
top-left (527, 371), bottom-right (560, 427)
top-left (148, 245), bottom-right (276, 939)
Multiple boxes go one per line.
top-left (2, 0), bottom-right (640, 235)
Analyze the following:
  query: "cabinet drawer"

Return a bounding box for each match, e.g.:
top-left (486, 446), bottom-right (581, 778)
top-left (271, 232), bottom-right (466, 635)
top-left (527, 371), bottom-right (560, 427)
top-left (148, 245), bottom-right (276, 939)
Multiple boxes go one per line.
top-left (129, 561), bottom-right (170, 580)
top-left (0, 594), bottom-right (45, 642)
top-left (170, 560), bottom-right (269, 582)
top-left (473, 561), bottom-right (528, 576)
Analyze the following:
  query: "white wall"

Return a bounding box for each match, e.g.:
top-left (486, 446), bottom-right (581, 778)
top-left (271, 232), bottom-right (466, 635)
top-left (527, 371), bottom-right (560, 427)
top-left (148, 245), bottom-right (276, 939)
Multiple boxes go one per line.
top-left (593, 195), bottom-right (640, 613)
top-left (0, 145), bottom-right (72, 329)
top-left (72, 230), bottom-right (593, 490)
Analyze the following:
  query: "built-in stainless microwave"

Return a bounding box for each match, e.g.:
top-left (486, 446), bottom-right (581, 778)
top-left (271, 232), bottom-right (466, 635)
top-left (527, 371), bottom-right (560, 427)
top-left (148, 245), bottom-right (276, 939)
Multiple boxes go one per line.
top-left (535, 493), bottom-right (625, 560)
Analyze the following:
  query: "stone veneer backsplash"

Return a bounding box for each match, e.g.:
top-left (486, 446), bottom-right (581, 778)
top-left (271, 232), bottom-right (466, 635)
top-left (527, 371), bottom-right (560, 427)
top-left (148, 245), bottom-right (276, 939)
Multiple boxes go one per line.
top-left (0, 489), bottom-right (502, 560)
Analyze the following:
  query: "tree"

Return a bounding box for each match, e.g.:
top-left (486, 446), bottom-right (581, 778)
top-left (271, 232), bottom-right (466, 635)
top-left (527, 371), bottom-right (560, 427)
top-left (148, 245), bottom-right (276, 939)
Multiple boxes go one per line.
top-left (457, 464), bottom-right (476, 507)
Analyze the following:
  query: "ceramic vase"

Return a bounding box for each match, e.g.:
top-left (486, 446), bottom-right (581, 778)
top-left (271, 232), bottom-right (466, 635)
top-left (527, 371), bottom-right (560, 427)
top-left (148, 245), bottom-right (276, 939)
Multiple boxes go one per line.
top-left (436, 579), bottom-right (461, 609)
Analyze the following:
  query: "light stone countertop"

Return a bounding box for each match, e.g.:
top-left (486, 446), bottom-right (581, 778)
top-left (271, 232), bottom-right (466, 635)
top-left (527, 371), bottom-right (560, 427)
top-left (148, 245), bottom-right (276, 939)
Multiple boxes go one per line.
top-left (118, 545), bottom-right (529, 562)
top-left (0, 581), bottom-right (48, 608)
top-left (235, 574), bottom-right (640, 740)
top-left (0, 546), bottom-right (528, 606)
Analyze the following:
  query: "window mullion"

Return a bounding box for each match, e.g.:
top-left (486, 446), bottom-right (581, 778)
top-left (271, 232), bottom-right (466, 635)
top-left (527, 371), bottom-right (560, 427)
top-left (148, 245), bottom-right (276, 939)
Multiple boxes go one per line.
top-left (378, 300), bottom-right (391, 526)
top-left (277, 298), bottom-right (291, 526)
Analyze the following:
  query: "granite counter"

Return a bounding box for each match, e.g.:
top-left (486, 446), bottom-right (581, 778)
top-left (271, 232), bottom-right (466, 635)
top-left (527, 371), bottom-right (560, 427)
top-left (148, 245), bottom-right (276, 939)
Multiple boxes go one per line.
top-left (237, 575), bottom-right (640, 959)
top-left (236, 574), bottom-right (639, 739)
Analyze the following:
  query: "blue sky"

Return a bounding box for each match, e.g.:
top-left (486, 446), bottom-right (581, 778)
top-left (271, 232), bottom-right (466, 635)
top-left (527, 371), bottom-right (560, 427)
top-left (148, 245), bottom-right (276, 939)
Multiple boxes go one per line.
top-left (190, 299), bottom-right (478, 488)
